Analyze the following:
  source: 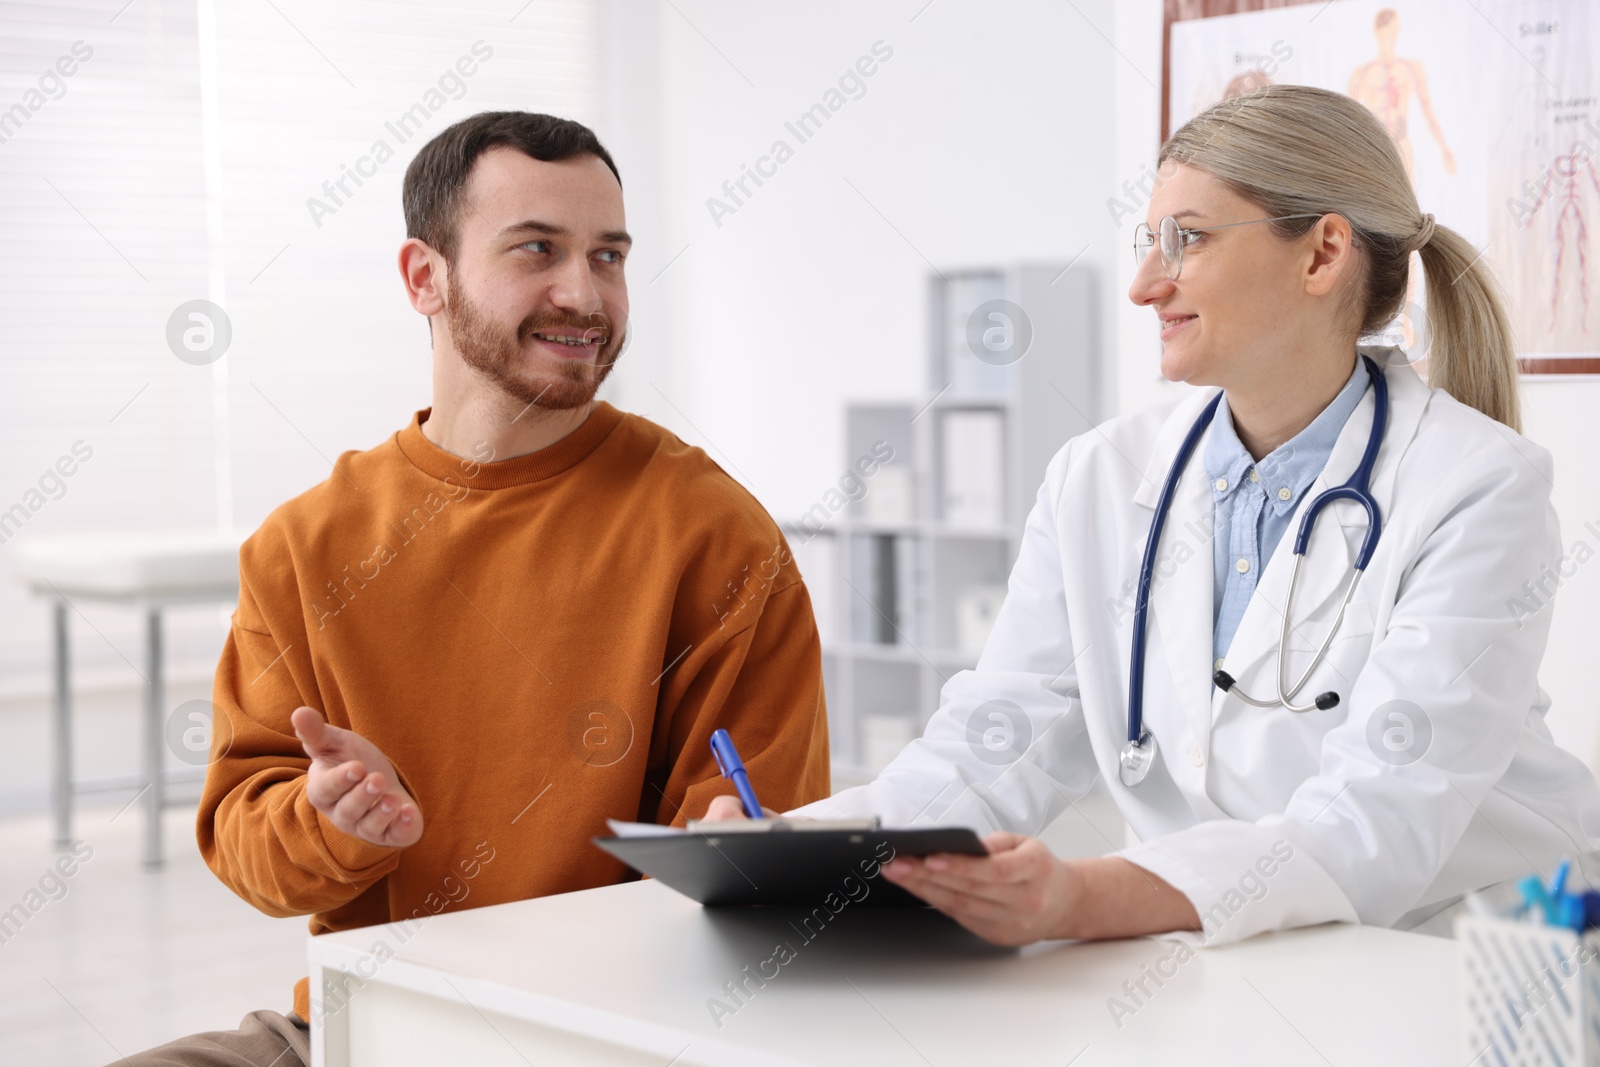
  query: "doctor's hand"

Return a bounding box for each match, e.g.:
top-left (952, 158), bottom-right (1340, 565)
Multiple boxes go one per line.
top-left (291, 706), bottom-right (423, 849)
top-left (881, 833), bottom-right (1202, 946)
top-left (880, 832), bottom-right (1078, 945)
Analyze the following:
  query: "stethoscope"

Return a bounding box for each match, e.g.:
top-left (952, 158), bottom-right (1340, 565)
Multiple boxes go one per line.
top-left (1119, 355), bottom-right (1388, 787)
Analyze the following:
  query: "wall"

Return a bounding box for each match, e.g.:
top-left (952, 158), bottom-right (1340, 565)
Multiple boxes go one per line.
top-left (598, 0), bottom-right (1119, 522)
top-left (1523, 381), bottom-right (1600, 769)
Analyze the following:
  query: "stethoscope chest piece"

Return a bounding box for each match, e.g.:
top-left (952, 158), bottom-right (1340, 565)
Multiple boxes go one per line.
top-left (1119, 730), bottom-right (1157, 787)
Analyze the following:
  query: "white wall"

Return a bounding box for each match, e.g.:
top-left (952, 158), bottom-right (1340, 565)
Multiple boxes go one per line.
top-left (599, 0), bottom-right (1118, 521)
top-left (1110, 2), bottom-right (1187, 421)
top-left (1522, 381), bottom-right (1600, 770)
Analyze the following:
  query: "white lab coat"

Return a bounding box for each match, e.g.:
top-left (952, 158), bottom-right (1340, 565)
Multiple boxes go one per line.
top-left (796, 350), bottom-right (1600, 947)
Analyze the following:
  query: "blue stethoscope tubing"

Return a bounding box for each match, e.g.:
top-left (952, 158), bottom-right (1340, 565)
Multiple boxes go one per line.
top-left (1119, 355), bottom-right (1388, 787)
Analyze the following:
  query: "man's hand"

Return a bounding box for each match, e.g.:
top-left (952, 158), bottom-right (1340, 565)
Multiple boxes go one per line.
top-left (700, 795), bottom-right (783, 821)
top-left (291, 706), bottom-right (422, 848)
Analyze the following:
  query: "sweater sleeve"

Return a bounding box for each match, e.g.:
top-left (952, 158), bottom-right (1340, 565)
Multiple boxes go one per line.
top-left (646, 557), bottom-right (832, 827)
top-left (196, 536), bottom-right (411, 918)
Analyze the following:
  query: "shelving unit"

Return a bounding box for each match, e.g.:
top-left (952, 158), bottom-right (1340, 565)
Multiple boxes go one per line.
top-left (786, 264), bottom-right (1101, 779)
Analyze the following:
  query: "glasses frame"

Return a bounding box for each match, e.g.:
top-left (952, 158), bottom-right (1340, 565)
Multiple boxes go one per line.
top-left (1133, 213), bottom-right (1324, 281)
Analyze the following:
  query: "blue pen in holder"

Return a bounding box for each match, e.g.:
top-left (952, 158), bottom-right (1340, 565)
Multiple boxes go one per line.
top-left (1458, 913), bottom-right (1600, 1065)
top-left (1457, 869), bottom-right (1600, 1065)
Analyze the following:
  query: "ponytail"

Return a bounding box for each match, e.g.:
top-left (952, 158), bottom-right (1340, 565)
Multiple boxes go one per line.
top-left (1414, 224), bottom-right (1521, 432)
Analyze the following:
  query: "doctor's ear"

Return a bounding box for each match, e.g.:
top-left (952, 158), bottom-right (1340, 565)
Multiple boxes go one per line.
top-left (1299, 213), bottom-right (1359, 299)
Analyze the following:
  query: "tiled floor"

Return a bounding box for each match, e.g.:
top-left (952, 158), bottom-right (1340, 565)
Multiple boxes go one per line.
top-left (0, 778), bottom-right (1127, 1065)
top-left (0, 802), bottom-right (308, 1066)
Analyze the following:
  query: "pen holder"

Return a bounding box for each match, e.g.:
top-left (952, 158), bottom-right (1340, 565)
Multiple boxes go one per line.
top-left (1456, 912), bottom-right (1600, 1066)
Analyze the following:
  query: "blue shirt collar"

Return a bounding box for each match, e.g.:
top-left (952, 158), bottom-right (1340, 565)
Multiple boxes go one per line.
top-left (1203, 359), bottom-right (1368, 516)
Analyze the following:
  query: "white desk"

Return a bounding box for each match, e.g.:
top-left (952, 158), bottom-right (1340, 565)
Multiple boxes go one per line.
top-left (308, 879), bottom-right (1460, 1066)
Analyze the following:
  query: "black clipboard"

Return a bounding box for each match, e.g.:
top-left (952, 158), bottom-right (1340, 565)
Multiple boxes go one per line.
top-left (593, 824), bottom-right (987, 907)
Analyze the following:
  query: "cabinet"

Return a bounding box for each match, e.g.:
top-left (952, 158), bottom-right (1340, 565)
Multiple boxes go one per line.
top-left (786, 264), bottom-right (1100, 777)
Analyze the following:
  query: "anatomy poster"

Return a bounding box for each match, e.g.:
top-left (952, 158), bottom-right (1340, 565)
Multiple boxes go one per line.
top-left (1164, 0), bottom-right (1600, 374)
top-left (1487, 1), bottom-right (1598, 366)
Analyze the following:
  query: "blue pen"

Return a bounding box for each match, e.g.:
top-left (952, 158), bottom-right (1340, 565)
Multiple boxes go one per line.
top-left (1547, 858), bottom-right (1589, 932)
top-left (1581, 891), bottom-right (1600, 933)
top-left (1518, 860), bottom-right (1589, 932)
top-left (710, 728), bottom-right (765, 820)
top-left (1519, 875), bottom-right (1553, 923)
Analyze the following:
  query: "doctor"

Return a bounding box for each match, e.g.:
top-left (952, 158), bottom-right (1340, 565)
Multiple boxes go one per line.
top-left (704, 84), bottom-right (1600, 948)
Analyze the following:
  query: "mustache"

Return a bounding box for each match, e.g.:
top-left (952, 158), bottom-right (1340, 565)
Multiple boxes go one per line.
top-left (518, 310), bottom-right (615, 346)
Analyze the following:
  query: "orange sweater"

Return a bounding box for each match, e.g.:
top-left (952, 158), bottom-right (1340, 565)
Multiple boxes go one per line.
top-left (197, 403), bottom-right (831, 1022)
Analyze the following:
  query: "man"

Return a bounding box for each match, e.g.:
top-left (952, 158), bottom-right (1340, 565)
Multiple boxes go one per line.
top-left (120, 111), bottom-right (830, 1065)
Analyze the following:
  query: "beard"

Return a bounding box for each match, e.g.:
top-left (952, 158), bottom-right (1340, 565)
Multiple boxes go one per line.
top-left (442, 274), bottom-right (623, 411)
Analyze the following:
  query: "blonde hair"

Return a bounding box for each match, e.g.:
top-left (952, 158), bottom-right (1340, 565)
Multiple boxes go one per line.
top-left (1160, 84), bottom-right (1521, 432)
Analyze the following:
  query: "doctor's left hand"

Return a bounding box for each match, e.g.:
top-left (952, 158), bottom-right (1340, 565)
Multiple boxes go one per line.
top-left (881, 833), bottom-right (1203, 946)
top-left (880, 832), bottom-right (1080, 946)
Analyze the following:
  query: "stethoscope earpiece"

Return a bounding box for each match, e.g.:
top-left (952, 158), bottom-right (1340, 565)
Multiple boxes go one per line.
top-left (1214, 669), bottom-right (1339, 710)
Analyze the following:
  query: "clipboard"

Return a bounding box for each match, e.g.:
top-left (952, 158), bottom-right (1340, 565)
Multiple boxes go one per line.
top-left (592, 821), bottom-right (987, 907)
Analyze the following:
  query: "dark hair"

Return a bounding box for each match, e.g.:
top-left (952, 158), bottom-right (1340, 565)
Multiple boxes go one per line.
top-left (402, 111), bottom-right (621, 265)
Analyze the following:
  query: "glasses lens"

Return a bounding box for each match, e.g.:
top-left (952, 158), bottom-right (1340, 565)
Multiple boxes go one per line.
top-left (1159, 217), bottom-right (1181, 278)
top-left (1133, 224), bottom-right (1153, 266)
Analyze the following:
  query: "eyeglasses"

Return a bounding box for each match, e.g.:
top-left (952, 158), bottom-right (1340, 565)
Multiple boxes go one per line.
top-left (1133, 214), bottom-right (1324, 281)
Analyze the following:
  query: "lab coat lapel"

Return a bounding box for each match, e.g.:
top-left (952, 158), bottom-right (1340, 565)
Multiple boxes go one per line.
top-left (1214, 351), bottom-right (1429, 712)
top-left (1131, 389), bottom-right (1224, 750)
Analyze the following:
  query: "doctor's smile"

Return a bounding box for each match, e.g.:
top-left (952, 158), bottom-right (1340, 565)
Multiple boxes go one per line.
top-left (1157, 312), bottom-right (1196, 340)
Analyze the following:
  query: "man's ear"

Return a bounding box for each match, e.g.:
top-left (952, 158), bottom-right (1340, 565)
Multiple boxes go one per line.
top-left (399, 237), bottom-right (448, 318)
